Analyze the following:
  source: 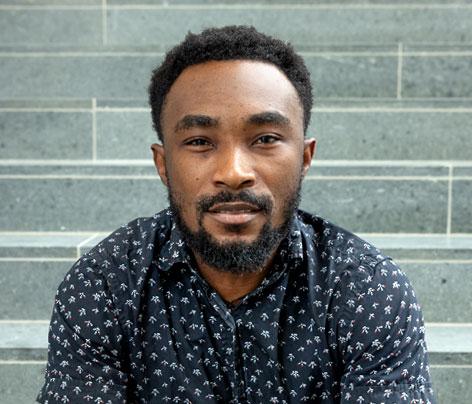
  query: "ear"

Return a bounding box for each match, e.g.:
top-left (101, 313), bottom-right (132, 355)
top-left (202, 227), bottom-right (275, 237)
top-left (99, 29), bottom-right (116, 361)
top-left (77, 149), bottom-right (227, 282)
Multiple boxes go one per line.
top-left (302, 138), bottom-right (316, 177)
top-left (151, 143), bottom-right (169, 187)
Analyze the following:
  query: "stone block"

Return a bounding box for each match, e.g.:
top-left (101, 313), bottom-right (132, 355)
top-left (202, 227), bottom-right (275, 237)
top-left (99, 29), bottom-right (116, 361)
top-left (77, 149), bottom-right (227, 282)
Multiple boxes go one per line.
top-left (107, 6), bottom-right (472, 46)
top-left (0, 9), bottom-right (101, 47)
top-left (402, 263), bottom-right (472, 322)
top-left (363, 234), bottom-right (472, 260)
top-left (0, 111), bottom-right (92, 159)
top-left (96, 110), bottom-right (156, 159)
top-left (452, 180), bottom-right (472, 233)
top-left (0, 175), bottom-right (168, 231)
top-left (0, 261), bottom-right (70, 319)
top-left (0, 323), bottom-right (48, 349)
top-left (403, 56), bottom-right (472, 98)
top-left (311, 110), bottom-right (472, 160)
top-left (0, 164), bottom-right (156, 176)
top-left (308, 166), bottom-right (449, 178)
top-left (0, 55), bottom-right (161, 99)
top-left (305, 54), bottom-right (396, 98)
top-left (0, 363), bottom-right (45, 404)
top-left (0, 234), bottom-right (89, 258)
top-left (455, 167), bottom-right (472, 176)
top-left (431, 367), bottom-right (472, 404)
top-left (301, 177), bottom-right (448, 233)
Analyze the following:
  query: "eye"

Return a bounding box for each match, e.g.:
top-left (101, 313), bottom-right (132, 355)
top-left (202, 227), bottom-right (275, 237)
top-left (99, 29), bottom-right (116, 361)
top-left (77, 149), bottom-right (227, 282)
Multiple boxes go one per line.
top-left (254, 134), bottom-right (280, 145)
top-left (183, 138), bottom-right (212, 147)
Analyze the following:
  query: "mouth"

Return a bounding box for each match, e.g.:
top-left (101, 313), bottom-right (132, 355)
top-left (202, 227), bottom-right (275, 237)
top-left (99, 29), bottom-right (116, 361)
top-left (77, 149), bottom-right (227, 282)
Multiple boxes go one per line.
top-left (206, 202), bottom-right (262, 225)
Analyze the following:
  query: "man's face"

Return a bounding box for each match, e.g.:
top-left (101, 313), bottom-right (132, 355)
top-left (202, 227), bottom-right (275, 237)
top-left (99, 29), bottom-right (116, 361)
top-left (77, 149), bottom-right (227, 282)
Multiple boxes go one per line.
top-left (152, 60), bottom-right (315, 273)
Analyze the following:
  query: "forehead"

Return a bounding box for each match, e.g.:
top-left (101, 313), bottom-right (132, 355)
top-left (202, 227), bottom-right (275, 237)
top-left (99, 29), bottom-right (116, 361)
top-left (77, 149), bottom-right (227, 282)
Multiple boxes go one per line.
top-left (161, 60), bottom-right (303, 130)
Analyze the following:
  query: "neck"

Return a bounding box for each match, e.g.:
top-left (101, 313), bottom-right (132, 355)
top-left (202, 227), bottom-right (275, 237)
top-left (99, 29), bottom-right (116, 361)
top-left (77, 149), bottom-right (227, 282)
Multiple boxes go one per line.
top-left (194, 253), bottom-right (276, 304)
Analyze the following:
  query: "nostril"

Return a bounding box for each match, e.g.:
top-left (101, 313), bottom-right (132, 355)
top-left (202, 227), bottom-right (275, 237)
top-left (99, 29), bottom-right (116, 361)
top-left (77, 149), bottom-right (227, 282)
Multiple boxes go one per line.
top-left (213, 154), bottom-right (256, 189)
top-left (214, 175), bottom-right (255, 190)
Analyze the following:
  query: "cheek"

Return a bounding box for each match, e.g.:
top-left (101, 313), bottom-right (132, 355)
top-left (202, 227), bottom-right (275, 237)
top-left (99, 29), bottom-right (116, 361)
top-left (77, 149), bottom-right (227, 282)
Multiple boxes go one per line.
top-left (264, 155), bottom-right (303, 189)
top-left (171, 178), bottom-right (195, 206)
top-left (264, 157), bottom-right (303, 210)
top-left (167, 156), bottom-right (192, 191)
top-left (167, 162), bottom-right (204, 220)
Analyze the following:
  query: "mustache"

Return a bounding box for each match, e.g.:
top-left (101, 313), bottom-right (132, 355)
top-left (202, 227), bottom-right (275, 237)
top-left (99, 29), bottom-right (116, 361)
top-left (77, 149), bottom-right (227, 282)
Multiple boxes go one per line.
top-left (197, 190), bottom-right (273, 215)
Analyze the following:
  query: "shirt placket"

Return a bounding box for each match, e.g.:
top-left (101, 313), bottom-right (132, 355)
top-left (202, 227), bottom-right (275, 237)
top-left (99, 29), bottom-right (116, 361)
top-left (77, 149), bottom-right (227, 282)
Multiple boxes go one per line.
top-left (206, 290), bottom-right (248, 403)
top-left (182, 234), bottom-right (302, 403)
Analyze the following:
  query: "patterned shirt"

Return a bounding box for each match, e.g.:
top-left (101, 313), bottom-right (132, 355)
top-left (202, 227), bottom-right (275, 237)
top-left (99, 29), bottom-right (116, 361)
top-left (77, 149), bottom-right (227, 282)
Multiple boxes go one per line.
top-left (37, 208), bottom-right (435, 403)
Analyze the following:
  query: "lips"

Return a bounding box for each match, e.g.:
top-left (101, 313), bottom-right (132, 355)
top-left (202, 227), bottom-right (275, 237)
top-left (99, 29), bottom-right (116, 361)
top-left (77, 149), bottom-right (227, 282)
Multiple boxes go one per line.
top-left (206, 202), bottom-right (262, 226)
top-left (208, 202), bottom-right (261, 214)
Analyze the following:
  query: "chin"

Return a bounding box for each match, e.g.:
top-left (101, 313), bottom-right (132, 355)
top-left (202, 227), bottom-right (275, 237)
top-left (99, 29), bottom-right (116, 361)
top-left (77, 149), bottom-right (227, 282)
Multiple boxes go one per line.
top-left (204, 218), bottom-right (265, 238)
top-left (213, 233), bottom-right (259, 246)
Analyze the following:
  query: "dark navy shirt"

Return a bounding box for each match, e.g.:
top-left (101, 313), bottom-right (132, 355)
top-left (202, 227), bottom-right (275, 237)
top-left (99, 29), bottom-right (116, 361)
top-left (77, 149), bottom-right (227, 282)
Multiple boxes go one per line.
top-left (37, 208), bottom-right (435, 403)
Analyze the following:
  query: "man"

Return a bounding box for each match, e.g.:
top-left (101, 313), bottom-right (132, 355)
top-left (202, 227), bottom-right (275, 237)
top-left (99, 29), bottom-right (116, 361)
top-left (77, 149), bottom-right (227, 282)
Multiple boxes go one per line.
top-left (37, 26), bottom-right (435, 403)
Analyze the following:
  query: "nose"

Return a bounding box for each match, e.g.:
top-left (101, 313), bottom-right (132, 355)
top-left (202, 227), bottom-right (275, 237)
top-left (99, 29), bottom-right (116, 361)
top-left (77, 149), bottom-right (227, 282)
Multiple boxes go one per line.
top-left (213, 146), bottom-right (256, 190)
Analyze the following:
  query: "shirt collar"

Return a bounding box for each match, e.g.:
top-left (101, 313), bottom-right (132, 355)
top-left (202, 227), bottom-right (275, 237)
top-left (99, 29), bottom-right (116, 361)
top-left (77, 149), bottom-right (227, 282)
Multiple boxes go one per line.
top-left (258, 213), bottom-right (305, 284)
top-left (155, 211), bottom-right (193, 272)
top-left (283, 211), bottom-right (305, 262)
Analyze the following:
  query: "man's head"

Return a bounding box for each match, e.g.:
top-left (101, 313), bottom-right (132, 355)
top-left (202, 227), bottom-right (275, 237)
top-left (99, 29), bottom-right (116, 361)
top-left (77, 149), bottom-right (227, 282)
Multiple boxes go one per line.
top-left (149, 25), bottom-right (313, 141)
top-left (149, 26), bottom-right (316, 274)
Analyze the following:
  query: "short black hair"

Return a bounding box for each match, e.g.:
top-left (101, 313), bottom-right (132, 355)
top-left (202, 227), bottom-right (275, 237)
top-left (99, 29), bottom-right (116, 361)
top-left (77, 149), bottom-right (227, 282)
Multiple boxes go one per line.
top-left (149, 25), bottom-right (313, 142)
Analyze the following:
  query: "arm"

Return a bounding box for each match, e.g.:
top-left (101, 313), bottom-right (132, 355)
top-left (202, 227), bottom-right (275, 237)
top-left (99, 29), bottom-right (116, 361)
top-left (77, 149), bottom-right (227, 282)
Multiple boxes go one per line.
top-left (334, 258), bottom-right (436, 403)
top-left (37, 257), bottom-right (129, 403)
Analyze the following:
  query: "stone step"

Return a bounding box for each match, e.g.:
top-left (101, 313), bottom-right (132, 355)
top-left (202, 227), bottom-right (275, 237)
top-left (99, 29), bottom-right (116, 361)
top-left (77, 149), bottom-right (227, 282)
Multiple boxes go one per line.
top-left (1, 4), bottom-right (471, 48)
top-left (2, 100), bottom-right (472, 161)
top-left (0, 234), bottom-right (471, 322)
top-left (2, 46), bottom-right (472, 99)
top-left (1, 163), bottom-right (470, 233)
top-left (0, 323), bottom-right (470, 403)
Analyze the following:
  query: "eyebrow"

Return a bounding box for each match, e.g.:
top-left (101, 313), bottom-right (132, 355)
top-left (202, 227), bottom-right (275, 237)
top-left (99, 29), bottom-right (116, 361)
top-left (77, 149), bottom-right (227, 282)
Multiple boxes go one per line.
top-left (246, 111), bottom-right (291, 128)
top-left (174, 114), bottom-right (219, 132)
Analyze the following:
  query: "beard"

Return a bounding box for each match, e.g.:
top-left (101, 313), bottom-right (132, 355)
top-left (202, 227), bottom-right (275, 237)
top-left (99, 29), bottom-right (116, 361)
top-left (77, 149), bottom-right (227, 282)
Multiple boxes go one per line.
top-left (168, 178), bottom-right (302, 275)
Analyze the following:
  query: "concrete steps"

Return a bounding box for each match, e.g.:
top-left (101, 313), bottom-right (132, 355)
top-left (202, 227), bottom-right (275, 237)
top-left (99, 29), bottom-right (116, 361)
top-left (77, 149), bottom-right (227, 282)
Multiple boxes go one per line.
top-left (1, 0), bottom-right (471, 402)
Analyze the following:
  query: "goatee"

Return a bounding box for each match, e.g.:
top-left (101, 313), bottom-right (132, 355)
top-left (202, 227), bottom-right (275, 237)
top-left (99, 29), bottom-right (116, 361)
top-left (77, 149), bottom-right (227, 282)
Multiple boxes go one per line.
top-left (168, 182), bottom-right (301, 275)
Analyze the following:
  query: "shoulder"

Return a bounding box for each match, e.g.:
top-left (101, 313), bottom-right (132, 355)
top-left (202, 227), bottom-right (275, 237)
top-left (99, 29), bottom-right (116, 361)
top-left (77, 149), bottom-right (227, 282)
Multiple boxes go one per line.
top-left (89, 209), bottom-right (172, 261)
top-left (70, 209), bottom-right (174, 296)
top-left (296, 209), bottom-right (391, 283)
top-left (87, 209), bottom-right (172, 263)
top-left (295, 210), bottom-right (417, 319)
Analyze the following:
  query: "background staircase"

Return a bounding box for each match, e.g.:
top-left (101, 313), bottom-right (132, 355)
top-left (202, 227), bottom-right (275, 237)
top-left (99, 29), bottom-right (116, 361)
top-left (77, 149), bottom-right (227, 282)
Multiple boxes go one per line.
top-left (1, 1), bottom-right (471, 402)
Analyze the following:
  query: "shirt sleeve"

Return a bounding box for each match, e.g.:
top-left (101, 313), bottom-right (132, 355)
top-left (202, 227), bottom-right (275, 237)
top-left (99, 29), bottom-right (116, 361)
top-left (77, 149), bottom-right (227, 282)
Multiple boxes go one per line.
top-left (334, 258), bottom-right (437, 403)
top-left (36, 256), bottom-right (129, 404)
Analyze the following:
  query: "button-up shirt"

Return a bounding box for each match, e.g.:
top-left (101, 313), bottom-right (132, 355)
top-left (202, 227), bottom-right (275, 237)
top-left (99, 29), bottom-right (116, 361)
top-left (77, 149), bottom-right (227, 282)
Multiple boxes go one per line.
top-left (37, 208), bottom-right (435, 403)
